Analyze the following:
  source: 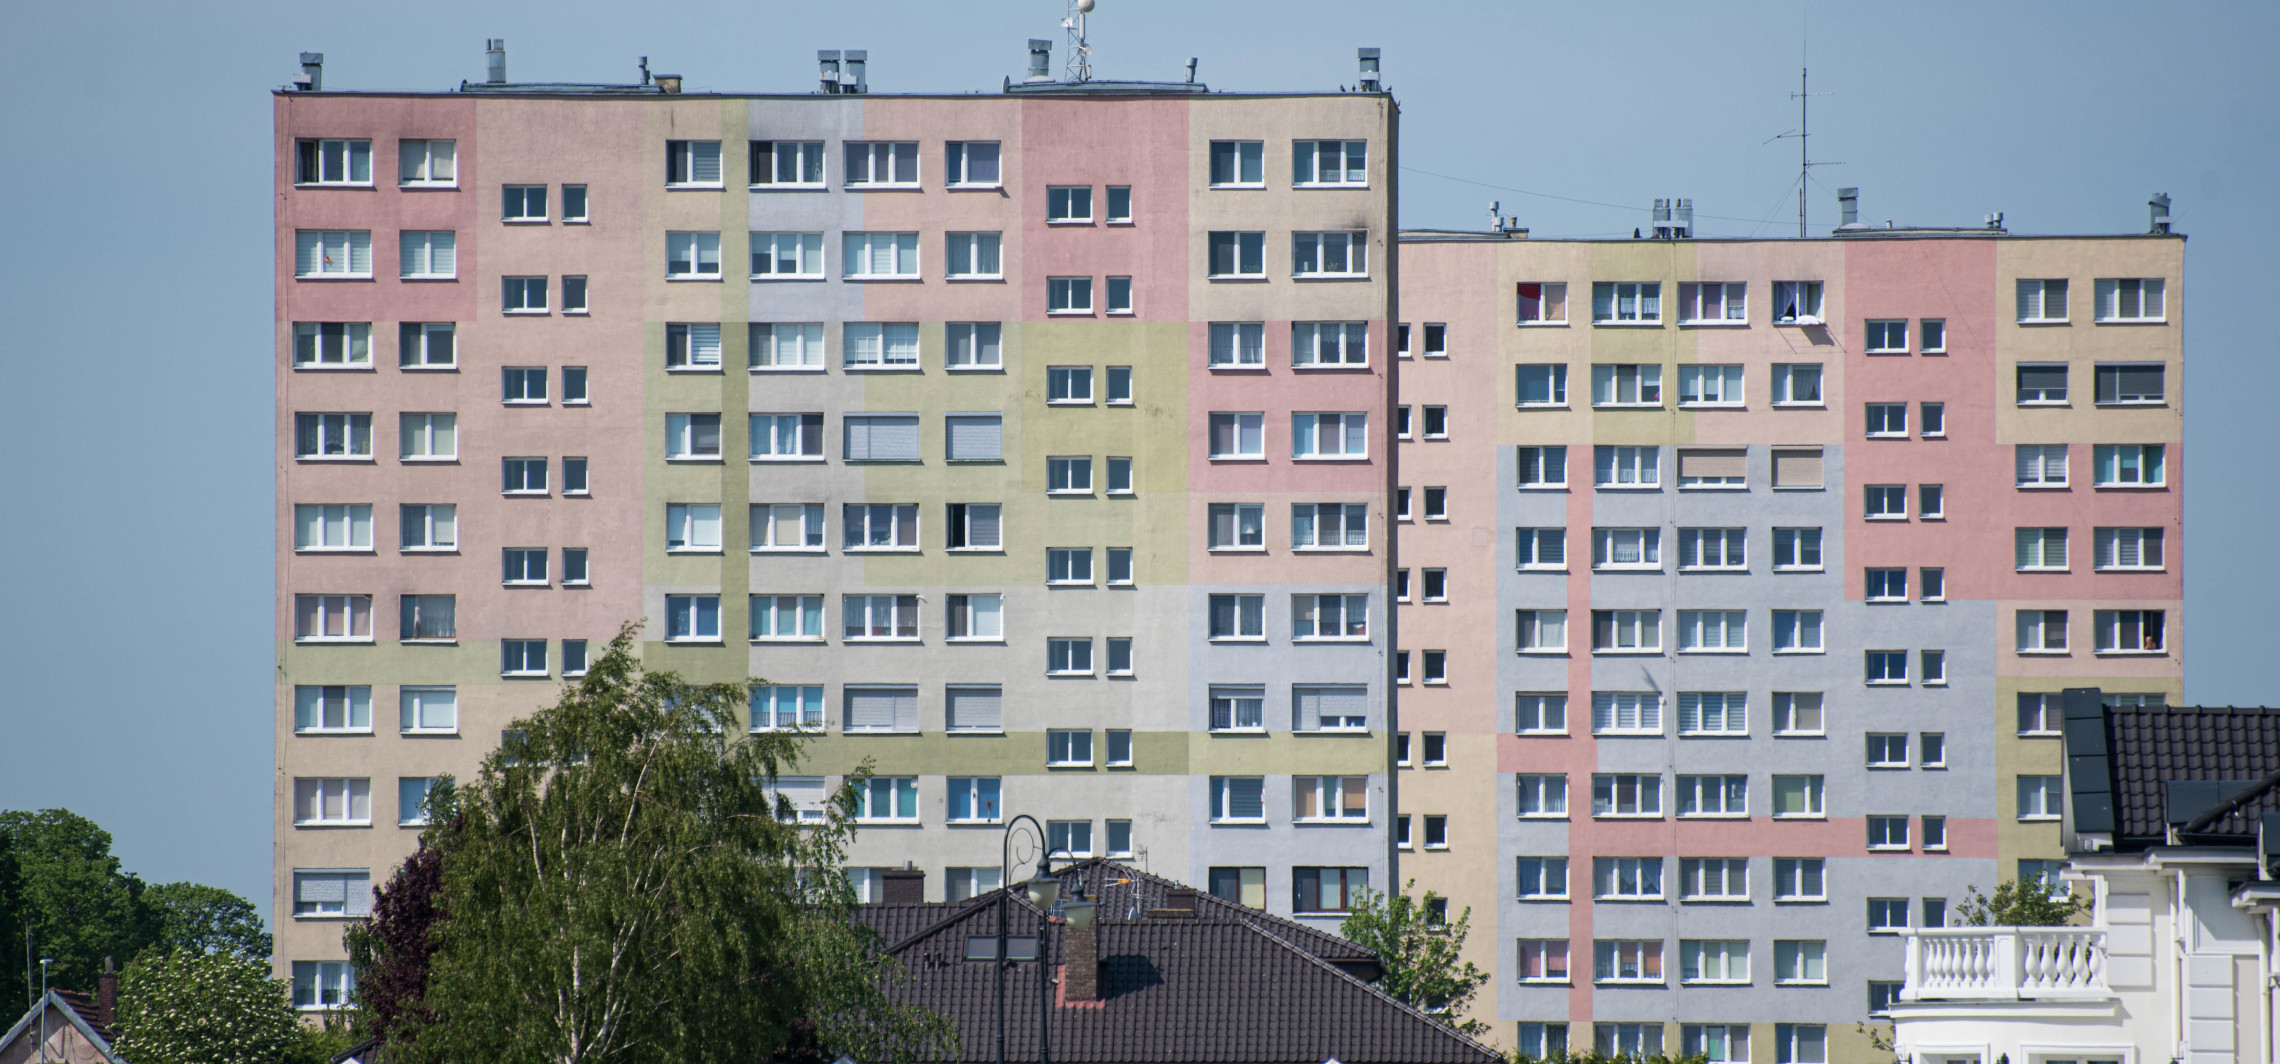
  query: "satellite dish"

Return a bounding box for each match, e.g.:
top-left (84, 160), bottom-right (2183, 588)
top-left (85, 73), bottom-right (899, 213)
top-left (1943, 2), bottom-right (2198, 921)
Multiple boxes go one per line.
top-left (1076, 0), bottom-right (1094, 11)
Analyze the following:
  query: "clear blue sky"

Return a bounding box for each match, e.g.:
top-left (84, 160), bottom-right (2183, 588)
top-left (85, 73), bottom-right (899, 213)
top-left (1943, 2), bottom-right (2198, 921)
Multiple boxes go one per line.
top-left (2, 0), bottom-right (2271, 910)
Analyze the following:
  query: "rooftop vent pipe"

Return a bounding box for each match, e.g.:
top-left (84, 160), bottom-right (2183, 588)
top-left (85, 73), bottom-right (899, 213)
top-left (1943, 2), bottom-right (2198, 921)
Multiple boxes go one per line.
top-left (818, 50), bottom-right (841, 94)
top-left (1651, 198), bottom-right (1692, 239)
top-left (485, 39), bottom-right (506, 84)
top-left (295, 52), bottom-right (323, 92)
top-left (844, 50), bottom-right (867, 94)
top-left (1838, 187), bottom-right (1860, 227)
top-left (1357, 47), bottom-right (1381, 92)
top-left (1026, 39), bottom-right (1054, 83)
top-left (2150, 192), bottom-right (2172, 235)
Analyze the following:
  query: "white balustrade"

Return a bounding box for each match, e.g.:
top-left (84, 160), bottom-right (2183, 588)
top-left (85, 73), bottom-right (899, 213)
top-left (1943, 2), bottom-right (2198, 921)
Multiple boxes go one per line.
top-left (1901, 927), bottom-right (2109, 1000)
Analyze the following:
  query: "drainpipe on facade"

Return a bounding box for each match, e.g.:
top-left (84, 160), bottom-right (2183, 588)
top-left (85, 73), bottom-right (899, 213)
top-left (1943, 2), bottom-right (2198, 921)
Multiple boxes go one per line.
top-left (2258, 909), bottom-right (2272, 1064)
top-left (2172, 868), bottom-right (2190, 1061)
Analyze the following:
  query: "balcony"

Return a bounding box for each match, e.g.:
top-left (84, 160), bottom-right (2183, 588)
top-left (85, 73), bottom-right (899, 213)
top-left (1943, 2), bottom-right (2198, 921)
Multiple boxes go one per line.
top-left (1901, 927), bottom-right (2111, 1001)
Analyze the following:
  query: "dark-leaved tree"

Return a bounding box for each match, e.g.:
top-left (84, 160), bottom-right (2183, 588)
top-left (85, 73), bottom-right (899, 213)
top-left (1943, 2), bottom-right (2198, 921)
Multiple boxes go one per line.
top-left (0, 809), bottom-right (154, 995)
top-left (343, 829), bottom-right (447, 1046)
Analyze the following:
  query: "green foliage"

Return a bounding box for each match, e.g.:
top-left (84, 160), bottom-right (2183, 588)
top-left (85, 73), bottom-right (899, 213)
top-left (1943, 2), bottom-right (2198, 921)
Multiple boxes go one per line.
top-left (1955, 877), bottom-right (2091, 927)
top-left (286, 1015), bottom-right (361, 1064)
top-left (378, 628), bottom-right (953, 1064)
top-left (0, 808), bottom-right (154, 994)
top-left (112, 949), bottom-right (298, 1064)
top-left (1337, 880), bottom-right (1491, 1036)
top-left (146, 881), bottom-right (271, 962)
top-left (343, 832), bottom-right (447, 1046)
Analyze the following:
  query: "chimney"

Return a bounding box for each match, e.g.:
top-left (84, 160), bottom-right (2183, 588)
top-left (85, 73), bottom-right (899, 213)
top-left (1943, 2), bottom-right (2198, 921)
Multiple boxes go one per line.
top-left (1357, 48), bottom-right (1381, 93)
top-left (655, 74), bottom-right (682, 94)
top-left (844, 50), bottom-right (868, 94)
top-left (2149, 192), bottom-right (2172, 235)
top-left (1837, 187), bottom-right (1860, 227)
top-left (880, 865), bottom-right (924, 904)
top-left (98, 957), bottom-right (116, 1029)
top-left (1026, 40), bottom-right (1055, 83)
top-left (294, 52), bottom-right (323, 92)
top-left (485, 39), bottom-right (506, 85)
top-left (818, 50), bottom-right (841, 94)
top-left (1064, 915), bottom-right (1101, 1002)
top-left (1650, 198), bottom-right (1691, 240)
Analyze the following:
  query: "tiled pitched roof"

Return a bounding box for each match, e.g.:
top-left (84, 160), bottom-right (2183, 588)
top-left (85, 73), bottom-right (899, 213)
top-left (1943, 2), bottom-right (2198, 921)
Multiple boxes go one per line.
top-left (2107, 705), bottom-right (2280, 841)
top-left (857, 860), bottom-right (1495, 1064)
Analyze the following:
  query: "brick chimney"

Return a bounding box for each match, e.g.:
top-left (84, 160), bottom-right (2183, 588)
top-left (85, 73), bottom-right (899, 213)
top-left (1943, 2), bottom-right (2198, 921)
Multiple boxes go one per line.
top-left (97, 956), bottom-right (116, 1029)
top-left (881, 866), bottom-right (925, 904)
top-left (1064, 917), bottom-right (1101, 1002)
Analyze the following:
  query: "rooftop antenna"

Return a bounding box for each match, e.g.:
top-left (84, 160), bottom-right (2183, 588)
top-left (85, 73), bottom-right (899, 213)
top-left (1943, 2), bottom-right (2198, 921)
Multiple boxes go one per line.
top-left (1062, 0), bottom-right (1095, 83)
top-left (1768, 9), bottom-right (1839, 237)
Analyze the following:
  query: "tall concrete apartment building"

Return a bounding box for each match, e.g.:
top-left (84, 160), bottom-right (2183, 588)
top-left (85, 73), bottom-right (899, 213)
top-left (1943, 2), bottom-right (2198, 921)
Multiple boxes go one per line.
top-left (1394, 217), bottom-right (2182, 1060)
top-left (272, 45), bottom-right (1397, 1009)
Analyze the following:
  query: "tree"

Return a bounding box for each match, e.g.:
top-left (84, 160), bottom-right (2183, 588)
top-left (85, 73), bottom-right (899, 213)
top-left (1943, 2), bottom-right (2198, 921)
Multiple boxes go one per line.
top-left (111, 949), bottom-right (298, 1064)
top-left (145, 882), bottom-right (269, 962)
top-left (343, 830), bottom-right (447, 1046)
top-left (1956, 877), bottom-right (2091, 927)
top-left (372, 629), bottom-right (952, 1064)
top-left (0, 809), bottom-right (153, 995)
top-left (1338, 880), bottom-right (1491, 1036)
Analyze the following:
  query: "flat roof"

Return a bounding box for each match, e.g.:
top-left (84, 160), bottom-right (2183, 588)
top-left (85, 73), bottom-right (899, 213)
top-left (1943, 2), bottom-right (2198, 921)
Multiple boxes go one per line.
top-left (1398, 229), bottom-right (2184, 244)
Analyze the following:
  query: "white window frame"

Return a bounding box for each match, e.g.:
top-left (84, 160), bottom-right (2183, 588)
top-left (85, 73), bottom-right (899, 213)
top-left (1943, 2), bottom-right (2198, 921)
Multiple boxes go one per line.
top-left (665, 140), bottom-right (724, 188)
top-left (1593, 445), bottom-right (1660, 489)
top-left (1591, 282), bottom-right (1663, 325)
top-left (1517, 446), bottom-right (1567, 488)
top-left (1677, 364), bottom-right (1744, 407)
top-left (1515, 282), bottom-right (1569, 325)
top-left (295, 138), bottom-right (372, 186)
top-left (751, 139), bottom-right (828, 188)
top-left (665, 231), bottom-right (722, 279)
top-left (1208, 322), bottom-right (1266, 368)
top-left (398, 231), bottom-right (457, 279)
top-left (945, 322), bottom-right (1003, 370)
top-left (1591, 609), bottom-right (1662, 654)
top-left (1771, 363), bottom-right (1824, 406)
top-left (1591, 364), bottom-right (1664, 408)
top-left (1591, 528), bottom-right (1661, 571)
top-left (843, 141), bottom-right (920, 188)
top-left (750, 232), bottom-right (826, 279)
top-left (1208, 503), bottom-right (1266, 552)
top-left (2095, 277), bottom-right (2167, 323)
top-left (947, 232), bottom-right (1005, 280)
top-left (2017, 278), bottom-right (2071, 323)
top-left (2094, 444), bottom-right (2167, 488)
top-left (1047, 276), bottom-right (1094, 314)
top-left (2094, 609), bottom-right (2166, 655)
top-left (1591, 693), bottom-right (1664, 736)
top-left (1677, 528), bottom-right (1746, 571)
top-left (1292, 593), bottom-right (1370, 642)
top-left (1771, 610), bottom-right (1825, 654)
top-left (1291, 231), bottom-right (1368, 278)
top-left (1207, 140), bottom-right (1265, 187)
top-left (749, 594), bottom-right (824, 643)
top-left (294, 230), bottom-right (372, 279)
top-left (1292, 412), bottom-right (1368, 460)
top-left (1515, 774), bottom-right (1570, 819)
top-left (1516, 364), bottom-right (1569, 407)
top-left (1675, 610), bottom-right (1747, 654)
top-left (1772, 775), bottom-right (1826, 819)
top-left (841, 232), bottom-right (920, 280)
top-left (1679, 859), bottom-right (1750, 903)
top-left (293, 777), bottom-right (372, 826)
top-left (1772, 280), bottom-right (1825, 324)
top-left (294, 685), bottom-right (373, 734)
top-left (398, 139), bottom-right (456, 187)
top-left (943, 141), bottom-right (1001, 189)
top-left (1206, 231), bottom-right (1266, 279)
top-left (843, 594), bottom-right (921, 641)
top-left (2016, 444), bottom-right (2069, 488)
top-left (2094, 527), bottom-right (2166, 571)
top-left (1591, 773), bottom-right (1664, 818)
top-left (1291, 322), bottom-right (1371, 367)
top-left (1863, 319), bottom-right (1909, 353)
top-left (292, 322), bottom-right (372, 368)
top-left (1676, 692), bottom-right (1747, 737)
top-left (294, 504), bottom-right (374, 552)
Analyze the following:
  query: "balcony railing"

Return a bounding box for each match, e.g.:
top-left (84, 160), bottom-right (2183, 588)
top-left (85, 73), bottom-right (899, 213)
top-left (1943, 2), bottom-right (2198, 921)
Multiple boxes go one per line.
top-left (1901, 927), bottom-right (2110, 1001)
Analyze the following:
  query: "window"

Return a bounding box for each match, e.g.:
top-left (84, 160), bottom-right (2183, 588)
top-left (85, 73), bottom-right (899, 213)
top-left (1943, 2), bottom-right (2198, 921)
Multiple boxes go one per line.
top-left (1420, 487), bottom-right (1448, 521)
top-left (398, 595), bottom-right (454, 641)
top-left (1864, 319), bottom-right (1908, 353)
top-left (294, 686), bottom-right (372, 734)
top-left (292, 961), bottom-right (356, 1011)
top-left (1515, 774), bottom-right (1568, 818)
top-left (1591, 282), bottom-right (1662, 324)
top-left (749, 685), bottom-right (825, 733)
top-left (1676, 528), bottom-right (1745, 571)
top-left (1921, 401), bottom-right (1946, 436)
top-left (1773, 1025), bottom-right (1827, 1064)
top-left (841, 232), bottom-right (920, 279)
top-left (1207, 594), bottom-right (1264, 640)
top-left (1206, 231), bottom-right (1265, 278)
top-left (1922, 568), bottom-right (1947, 602)
top-left (1516, 528), bottom-right (1567, 570)
top-left (1866, 402), bottom-right (1908, 437)
top-left (1045, 185), bottom-right (1093, 223)
top-left (501, 547), bottom-right (549, 586)
top-left (852, 776), bottom-right (920, 822)
top-left (1679, 281), bottom-right (1748, 323)
top-left (842, 595), bottom-right (919, 641)
top-left (1866, 733), bottom-right (1910, 768)
top-left (294, 230), bottom-right (372, 278)
top-left (2010, 444), bottom-right (2071, 490)
top-left (1772, 857), bottom-right (1826, 901)
top-left (1046, 728), bottom-right (1095, 765)
top-left (1420, 568), bottom-right (1448, 603)
top-left (1923, 817), bottom-right (1949, 851)
top-left (1293, 594), bottom-right (1369, 640)
top-left (1772, 775), bottom-right (1824, 818)
top-left (1865, 567), bottom-right (1908, 602)
top-left (1419, 649), bottom-right (1448, 685)
top-left (1514, 281), bottom-right (1569, 324)
top-left (1046, 276), bottom-right (1094, 314)
top-left (1865, 813), bottom-right (1914, 851)
top-left (500, 184), bottom-right (548, 223)
top-left (835, 504), bottom-right (918, 553)
top-left (1677, 448), bottom-right (1747, 489)
top-left (1203, 776), bottom-right (1267, 823)
top-left (927, 593), bottom-right (1002, 645)
top-left (561, 278), bottom-right (587, 313)
top-left (295, 413), bottom-right (373, 460)
top-left (1292, 412), bottom-right (1367, 459)
top-left (739, 231), bottom-right (827, 279)
top-left (658, 413), bottom-right (721, 461)
top-left (1673, 611), bottom-right (1747, 655)
top-left (662, 594), bottom-right (721, 642)
top-left (1287, 686), bottom-right (1365, 734)
top-left (1773, 692), bottom-right (1825, 736)
top-left (295, 138), bottom-right (372, 185)
top-left (2095, 444), bottom-right (2167, 487)
top-left (661, 139), bottom-right (726, 186)
top-left (293, 504), bottom-right (373, 552)
top-left (1294, 776), bottom-right (1369, 821)
top-left (1046, 457), bottom-right (1094, 495)
top-left (940, 504), bottom-right (1004, 553)
top-left (1679, 942), bottom-right (1750, 987)
top-left (2014, 694), bottom-right (2057, 734)
top-left (1772, 363), bottom-right (1824, 405)
top-left (2090, 363), bottom-right (2168, 407)
top-left (1773, 941), bottom-right (1827, 984)
top-left (396, 685), bottom-right (457, 735)
top-left (1593, 857), bottom-right (1665, 900)
top-left (1106, 275), bottom-right (1134, 314)
top-left (2017, 278), bottom-right (2070, 322)
top-left (293, 777), bottom-right (372, 825)
top-left (1291, 322), bottom-right (1370, 366)
top-left (498, 366), bottom-right (549, 405)
top-left (840, 322), bottom-right (921, 369)
top-left (935, 416), bottom-right (1006, 467)
top-left (1394, 489), bottom-right (1410, 520)
top-left (2016, 527), bottom-right (2070, 571)
top-left (1591, 364), bottom-right (1662, 407)
top-left (2096, 277), bottom-right (2167, 322)
top-left (1292, 231), bottom-right (1368, 278)
top-left (1678, 364), bottom-right (1744, 406)
top-left (2018, 363), bottom-right (2069, 404)
top-left (1207, 322), bottom-right (1265, 368)
top-left (1208, 140), bottom-right (1264, 186)
top-left (1514, 365), bottom-right (1569, 409)
top-left (1592, 774), bottom-right (1663, 817)
top-left (1676, 775), bottom-right (1747, 818)
top-left (1866, 897), bottom-right (1911, 933)
top-left (1105, 549), bottom-right (1136, 589)
top-left (1419, 732), bottom-right (1448, 767)
top-left (292, 322), bottom-right (371, 369)
top-left (744, 504), bottom-right (826, 556)
top-left (1293, 867), bottom-right (1369, 913)
top-left (746, 594), bottom-right (822, 642)
top-left (739, 139), bottom-right (827, 188)
top-left (1291, 138), bottom-right (1368, 186)
top-left (1515, 941), bottom-right (1571, 984)
top-left (1290, 503), bottom-right (1368, 550)
top-left (1921, 731), bottom-right (1948, 767)
top-left (396, 322), bottom-right (455, 369)
top-left (1593, 446), bottom-right (1659, 488)
top-left (1593, 940), bottom-right (1664, 984)
top-left (834, 140), bottom-right (919, 187)
top-left (396, 777), bottom-right (441, 826)
top-left (1677, 692), bottom-right (1746, 736)
top-left (2095, 527), bottom-right (2165, 570)
top-left (1591, 610), bottom-right (1661, 654)
top-left (1208, 503), bottom-right (1265, 551)
top-left (1515, 856), bottom-right (1569, 900)
top-left (665, 231), bottom-right (722, 279)
top-left (843, 415), bottom-right (921, 462)
top-left (2095, 609), bottom-right (2166, 654)
top-left (1207, 686), bottom-right (1266, 733)
top-left (496, 640), bottom-right (548, 678)
top-left (928, 233), bottom-right (1004, 284)
top-left (1864, 484), bottom-right (1907, 520)
top-left (497, 275), bottom-right (551, 314)
top-left (656, 324), bottom-right (724, 373)
top-left (2017, 609), bottom-right (2069, 653)
top-left (1516, 446), bottom-right (1567, 488)
top-left (294, 595), bottom-right (371, 642)
top-left (1678, 858), bottom-right (1748, 902)
top-left (396, 138), bottom-right (455, 186)
top-left (1772, 280), bottom-right (1824, 323)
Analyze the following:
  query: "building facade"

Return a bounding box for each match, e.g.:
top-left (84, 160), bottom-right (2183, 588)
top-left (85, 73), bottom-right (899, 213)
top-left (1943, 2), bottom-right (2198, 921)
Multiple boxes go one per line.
top-left (1392, 225), bottom-right (2183, 1059)
top-left (272, 51), bottom-right (1397, 1006)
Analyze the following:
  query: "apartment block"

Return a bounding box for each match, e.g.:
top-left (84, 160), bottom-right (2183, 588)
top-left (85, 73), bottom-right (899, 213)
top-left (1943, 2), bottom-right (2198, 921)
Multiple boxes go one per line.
top-left (1394, 214), bottom-right (2182, 1060)
top-left (273, 46), bottom-right (1396, 1005)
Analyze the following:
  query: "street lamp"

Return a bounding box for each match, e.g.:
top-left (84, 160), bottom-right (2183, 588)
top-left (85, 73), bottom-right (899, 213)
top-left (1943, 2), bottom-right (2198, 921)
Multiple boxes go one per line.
top-left (995, 815), bottom-right (1091, 1064)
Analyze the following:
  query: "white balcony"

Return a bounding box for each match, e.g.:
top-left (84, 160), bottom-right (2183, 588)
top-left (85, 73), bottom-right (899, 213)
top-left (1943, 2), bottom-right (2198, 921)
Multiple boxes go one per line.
top-left (1901, 927), bottom-right (2112, 1001)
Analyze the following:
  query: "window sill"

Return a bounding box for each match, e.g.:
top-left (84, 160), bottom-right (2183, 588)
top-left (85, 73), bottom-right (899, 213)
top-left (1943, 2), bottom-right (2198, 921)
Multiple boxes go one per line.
top-left (2017, 401), bottom-right (2072, 408)
top-left (1771, 402), bottom-right (1828, 410)
top-left (1677, 403), bottom-right (1745, 411)
top-left (1591, 649), bottom-right (1663, 657)
top-left (752, 367), bottom-right (828, 376)
top-left (400, 364), bottom-right (458, 372)
top-left (842, 364), bottom-right (922, 373)
top-left (1208, 363), bottom-right (1269, 372)
top-left (1209, 456), bottom-right (1268, 463)
top-left (750, 637), bottom-right (827, 646)
top-left (294, 729), bottom-right (375, 737)
top-left (663, 639), bottom-right (725, 647)
top-left (751, 275), bottom-right (827, 283)
top-left (2016, 318), bottom-right (2070, 326)
top-left (1771, 649), bottom-right (1826, 656)
top-left (1678, 483), bottom-right (1747, 492)
top-left (1209, 637), bottom-right (1268, 645)
top-left (1591, 321), bottom-right (1665, 328)
top-left (295, 638), bottom-right (376, 646)
top-left (1293, 818), bottom-right (1372, 826)
top-left (1593, 484), bottom-right (1662, 492)
top-left (842, 276), bottom-right (923, 284)
top-left (1292, 456), bottom-right (1370, 463)
top-left (1293, 362), bottom-right (1371, 371)
top-left (293, 821), bottom-right (373, 829)
top-left (1295, 638), bottom-right (1373, 645)
top-left (1046, 490), bottom-right (1095, 498)
top-left (1293, 546), bottom-right (1371, 555)
top-left (944, 637), bottom-right (1006, 646)
top-left (1676, 649), bottom-right (1747, 657)
top-left (1044, 581), bottom-right (1095, 589)
top-left (1206, 275), bottom-right (1269, 283)
top-left (1678, 320), bottom-right (1751, 328)
top-left (2017, 649), bottom-right (2071, 657)
top-left (1771, 814), bottom-right (1828, 822)
top-left (1045, 400), bottom-right (1096, 407)
top-left (1591, 403), bottom-right (1665, 412)
top-left (844, 549), bottom-right (922, 556)
top-left (295, 275), bottom-right (376, 282)
top-left (2096, 567), bottom-right (2168, 574)
top-left (945, 546), bottom-right (1006, 554)
top-left (1107, 489), bottom-right (1137, 498)
top-left (1678, 567), bottom-right (1748, 575)
top-left (503, 400), bottom-right (550, 408)
top-left (947, 276), bottom-right (1006, 284)
top-left (2094, 401), bottom-right (2169, 409)
top-left (668, 457), bottom-right (725, 464)
top-left (401, 639), bottom-right (457, 646)
top-left (2094, 650), bottom-right (2169, 658)
top-left (297, 548), bottom-right (377, 556)
top-left (666, 549), bottom-right (725, 557)
top-left (1291, 274), bottom-right (1371, 283)
top-left (2094, 484), bottom-right (2169, 491)
top-left (1863, 349), bottom-right (1909, 356)
top-left (399, 181), bottom-right (457, 190)
top-left (1516, 484), bottom-right (1569, 492)
top-left (293, 364), bottom-right (377, 372)
top-left (1517, 566), bottom-right (1569, 574)
top-left (402, 728), bottom-right (459, 737)
top-left (751, 183), bottom-right (830, 192)
top-left (666, 367), bottom-right (725, 375)
top-left (750, 457), bottom-right (825, 464)
top-left (295, 456), bottom-right (377, 464)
